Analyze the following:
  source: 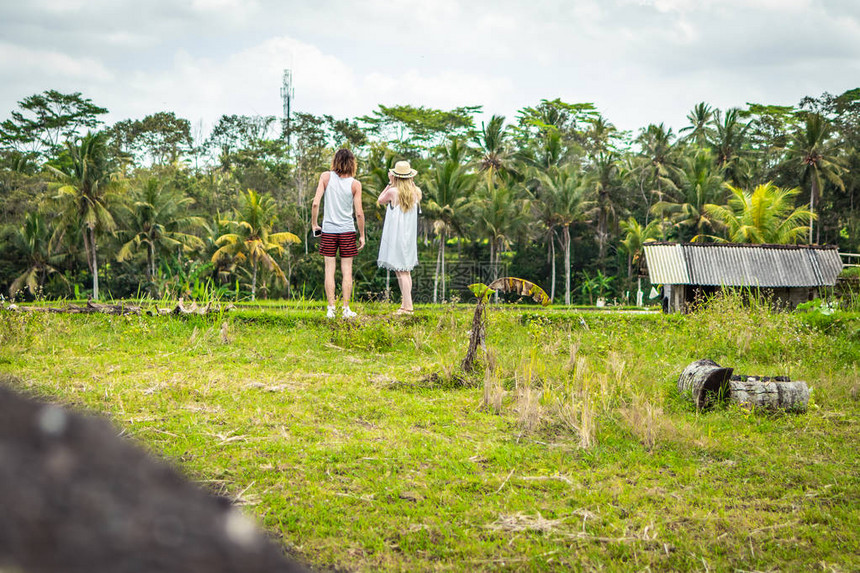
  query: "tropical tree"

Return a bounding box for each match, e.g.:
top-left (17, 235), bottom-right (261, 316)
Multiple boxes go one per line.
top-left (212, 189), bottom-right (300, 300)
top-left (424, 155), bottom-right (475, 302)
top-left (116, 177), bottom-right (206, 293)
top-left (619, 216), bottom-right (660, 283)
top-left (679, 102), bottom-right (715, 148)
top-left (538, 166), bottom-right (587, 305)
top-left (709, 108), bottom-right (751, 187)
top-left (631, 124), bottom-right (682, 235)
top-left (699, 182), bottom-right (814, 244)
top-left (0, 90), bottom-right (108, 160)
top-left (529, 179), bottom-right (560, 302)
top-left (471, 175), bottom-right (530, 281)
top-left (8, 212), bottom-right (67, 298)
top-left (584, 152), bottom-right (623, 267)
top-left (474, 115), bottom-right (512, 177)
top-left (579, 270), bottom-right (613, 305)
top-left (780, 113), bottom-right (845, 243)
top-left (651, 149), bottom-right (726, 241)
top-left (582, 116), bottom-right (619, 157)
top-left (48, 131), bottom-right (118, 300)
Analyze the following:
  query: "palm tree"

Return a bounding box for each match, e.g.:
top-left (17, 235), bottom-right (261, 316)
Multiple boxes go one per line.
top-left (780, 113), bottom-right (845, 244)
top-left (529, 178), bottom-right (560, 302)
top-left (584, 153), bottom-right (622, 267)
top-left (700, 182), bottom-right (814, 244)
top-left (474, 115), bottom-right (512, 177)
top-left (212, 189), bottom-right (300, 300)
top-left (424, 156), bottom-right (475, 302)
top-left (709, 108), bottom-right (751, 187)
top-left (8, 212), bottom-right (67, 298)
top-left (48, 131), bottom-right (118, 300)
top-left (116, 177), bottom-right (206, 294)
top-left (538, 166), bottom-right (587, 305)
top-left (679, 102), bottom-right (715, 148)
top-left (650, 149), bottom-right (726, 241)
top-left (619, 216), bottom-right (660, 283)
top-left (583, 116), bottom-right (618, 156)
top-left (632, 124), bottom-right (682, 236)
top-left (471, 175), bottom-right (530, 283)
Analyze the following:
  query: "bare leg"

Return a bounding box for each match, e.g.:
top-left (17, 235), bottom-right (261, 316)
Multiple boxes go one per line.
top-left (324, 256), bottom-right (337, 307)
top-left (340, 257), bottom-right (354, 307)
top-left (396, 271), bottom-right (413, 311)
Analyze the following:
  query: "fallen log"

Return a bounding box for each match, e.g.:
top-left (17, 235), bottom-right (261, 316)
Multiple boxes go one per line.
top-left (728, 376), bottom-right (809, 412)
top-left (1, 301), bottom-right (142, 315)
top-left (2, 301), bottom-right (232, 316)
top-left (677, 359), bottom-right (733, 409)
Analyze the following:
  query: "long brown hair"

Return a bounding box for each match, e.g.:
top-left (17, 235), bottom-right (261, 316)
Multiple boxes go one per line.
top-left (331, 149), bottom-right (356, 177)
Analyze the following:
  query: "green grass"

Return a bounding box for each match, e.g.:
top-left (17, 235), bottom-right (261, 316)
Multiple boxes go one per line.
top-left (1, 295), bottom-right (858, 572)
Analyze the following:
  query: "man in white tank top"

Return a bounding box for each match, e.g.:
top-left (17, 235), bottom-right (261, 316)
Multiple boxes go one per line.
top-left (311, 149), bottom-right (366, 318)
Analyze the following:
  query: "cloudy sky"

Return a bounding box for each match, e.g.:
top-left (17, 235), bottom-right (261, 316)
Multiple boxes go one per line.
top-left (1, 0), bottom-right (858, 139)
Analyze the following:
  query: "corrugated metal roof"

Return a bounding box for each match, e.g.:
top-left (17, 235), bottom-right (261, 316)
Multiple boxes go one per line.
top-left (643, 243), bottom-right (843, 287)
top-left (642, 244), bottom-right (690, 284)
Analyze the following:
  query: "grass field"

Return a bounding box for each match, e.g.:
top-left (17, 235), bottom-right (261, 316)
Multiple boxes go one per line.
top-left (1, 296), bottom-right (858, 571)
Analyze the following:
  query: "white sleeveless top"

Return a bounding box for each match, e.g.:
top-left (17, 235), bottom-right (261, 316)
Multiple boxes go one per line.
top-left (322, 171), bottom-right (356, 234)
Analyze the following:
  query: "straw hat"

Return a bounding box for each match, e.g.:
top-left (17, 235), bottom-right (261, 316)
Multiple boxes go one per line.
top-left (389, 160), bottom-right (417, 178)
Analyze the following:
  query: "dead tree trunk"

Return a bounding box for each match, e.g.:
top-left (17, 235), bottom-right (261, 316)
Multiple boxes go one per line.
top-left (728, 376), bottom-right (809, 412)
top-left (677, 359), bottom-right (733, 409)
top-left (461, 299), bottom-right (486, 373)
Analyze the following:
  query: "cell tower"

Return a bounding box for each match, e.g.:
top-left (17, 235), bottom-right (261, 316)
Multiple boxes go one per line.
top-left (280, 69), bottom-right (294, 151)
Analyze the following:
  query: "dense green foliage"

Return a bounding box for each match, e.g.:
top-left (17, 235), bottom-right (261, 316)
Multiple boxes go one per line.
top-left (1, 298), bottom-right (857, 570)
top-left (1, 89), bottom-right (858, 303)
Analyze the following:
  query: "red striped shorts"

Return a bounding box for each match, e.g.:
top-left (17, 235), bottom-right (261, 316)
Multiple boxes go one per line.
top-left (319, 232), bottom-right (358, 258)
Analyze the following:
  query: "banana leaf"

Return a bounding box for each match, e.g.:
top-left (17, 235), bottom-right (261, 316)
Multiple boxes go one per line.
top-left (487, 277), bottom-right (551, 306)
top-left (467, 283), bottom-right (495, 302)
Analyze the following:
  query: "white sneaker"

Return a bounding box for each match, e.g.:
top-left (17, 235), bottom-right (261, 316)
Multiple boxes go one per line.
top-left (342, 307), bottom-right (357, 319)
top-left (326, 306), bottom-right (336, 319)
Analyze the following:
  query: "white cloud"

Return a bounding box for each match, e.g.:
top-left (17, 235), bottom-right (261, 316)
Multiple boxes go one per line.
top-left (0, 0), bottom-right (856, 139)
top-left (115, 35), bottom-right (513, 135)
top-left (0, 42), bottom-right (113, 82)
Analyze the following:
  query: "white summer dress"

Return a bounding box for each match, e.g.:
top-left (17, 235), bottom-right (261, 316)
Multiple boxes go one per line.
top-left (377, 192), bottom-right (419, 272)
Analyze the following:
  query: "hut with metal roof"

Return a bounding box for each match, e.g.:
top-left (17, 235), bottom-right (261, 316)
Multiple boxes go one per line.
top-left (642, 243), bottom-right (843, 313)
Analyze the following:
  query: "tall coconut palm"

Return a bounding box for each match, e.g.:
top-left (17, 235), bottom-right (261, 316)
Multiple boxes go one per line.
top-left (8, 212), bottom-right (67, 298)
top-left (212, 189), bottom-right (300, 300)
top-left (474, 114), bottom-right (511, 178)
top-left (48, 131), bottom-right (118, 300)
top-left (679, 102), bottom-right (715, 148)
top-left (700, 182), bottom-right (813, 244)
top-left (709, 108), bottom-right (751, 187)
top-left (583, 116), bottom-right (618, 156)
top-left (780, 113), bottom-right (845, 244)
top-left (584, 152), bottom-right (623, 267)
top-left (116, 177), bottom-right (206, 293)
top-left (632, 124), bottom-right (682, 235)
top-left (471, 175), bottom-right (530, 283)
top-left (650, 149), bottom-right (726, 241)
top-left (424, 157), bottom-right (475, 302)
top-left (538, 166), bottom-right (587, 305)
top-left (529, 177), bottom-right (560, 302)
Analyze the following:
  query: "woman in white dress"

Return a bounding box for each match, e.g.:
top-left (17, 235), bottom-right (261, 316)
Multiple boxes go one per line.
top-left (377, 160), bottom-right (421, 315)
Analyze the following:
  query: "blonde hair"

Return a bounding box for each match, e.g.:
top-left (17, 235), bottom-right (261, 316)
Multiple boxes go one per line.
top-left (393, 177), bottom-right (419, 212)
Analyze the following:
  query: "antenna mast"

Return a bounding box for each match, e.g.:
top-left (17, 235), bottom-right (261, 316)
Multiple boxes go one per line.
top-left (280, 69), bottom-right (294, 151)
